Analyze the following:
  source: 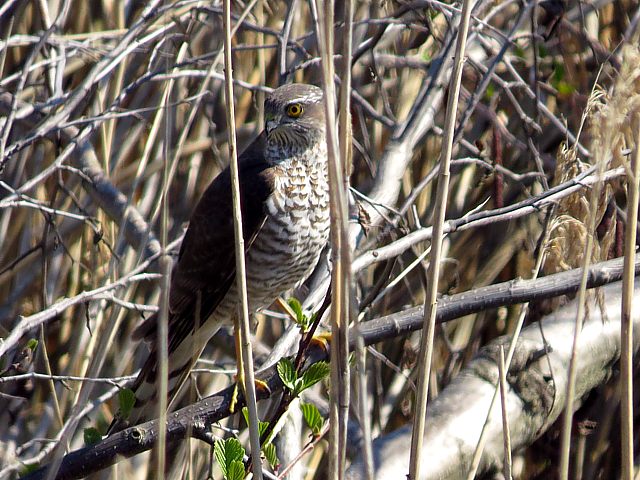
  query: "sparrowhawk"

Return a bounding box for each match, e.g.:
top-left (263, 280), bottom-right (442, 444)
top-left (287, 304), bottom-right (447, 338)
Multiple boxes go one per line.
top-left (109, 83), bottom-right (329, 431)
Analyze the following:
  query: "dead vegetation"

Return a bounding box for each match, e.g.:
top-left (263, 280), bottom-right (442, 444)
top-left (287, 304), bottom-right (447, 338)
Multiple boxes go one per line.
top-left (0, 1), bottom-right (638, 479)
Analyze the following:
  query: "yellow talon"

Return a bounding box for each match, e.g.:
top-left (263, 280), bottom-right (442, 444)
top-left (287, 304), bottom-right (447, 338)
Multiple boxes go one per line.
top-left (310, 332), bottom-right (331, 353)
top-left (230, 378), bottom-right (270, 413)
top-left (255, 379), bottom-right (270, 396)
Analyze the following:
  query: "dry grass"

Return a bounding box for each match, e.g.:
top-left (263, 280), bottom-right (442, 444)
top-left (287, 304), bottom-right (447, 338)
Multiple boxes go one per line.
top-left (0, 1), bottom-right (638, 479)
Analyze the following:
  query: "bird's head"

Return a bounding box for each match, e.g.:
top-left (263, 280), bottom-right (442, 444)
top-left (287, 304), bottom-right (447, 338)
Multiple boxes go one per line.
top-left (264, 84), bottom-right (326, 149)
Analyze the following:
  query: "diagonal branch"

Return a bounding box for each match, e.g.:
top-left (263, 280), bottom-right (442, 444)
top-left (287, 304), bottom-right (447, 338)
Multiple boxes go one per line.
top-left (18, 254), bottom-right (640, 480)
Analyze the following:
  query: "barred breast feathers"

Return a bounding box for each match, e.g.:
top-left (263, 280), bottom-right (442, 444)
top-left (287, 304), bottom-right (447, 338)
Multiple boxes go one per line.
top-left (243, 137), bottom-right (329, 310)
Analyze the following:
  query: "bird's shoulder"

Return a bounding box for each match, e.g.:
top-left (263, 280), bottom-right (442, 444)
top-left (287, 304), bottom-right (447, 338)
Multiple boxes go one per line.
top-left (132, 132), bottom-right (277, 341)
top-left (167, 132), bottom-right (276, 314)
top-left (178, 133), bottom-right (274, 253)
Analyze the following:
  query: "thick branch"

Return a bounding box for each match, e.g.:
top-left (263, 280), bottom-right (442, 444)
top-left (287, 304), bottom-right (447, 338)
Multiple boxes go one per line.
top-left (20, 254), bottom-right (639, 480)
top-left (347, 281), bottom-right (640, 479)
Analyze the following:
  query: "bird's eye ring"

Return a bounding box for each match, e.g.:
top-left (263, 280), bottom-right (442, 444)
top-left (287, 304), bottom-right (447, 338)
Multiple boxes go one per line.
top-left (286, 103), bottom-right (303, 118)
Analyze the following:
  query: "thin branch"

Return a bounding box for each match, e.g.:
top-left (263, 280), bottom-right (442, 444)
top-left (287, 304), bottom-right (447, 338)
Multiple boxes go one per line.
top-left (0, 271), bottom-right (161, 359)
top-left (222, 0), bottom-right (263, 476)
top-left (409, 0), bottom-right (473, 476)
top-left (498, 346), bottom-right (513, 480)
top-left (0, 372), bottom-right (136, 385)
top-left (558, 149), bottom-right (607, 480)
top-left (315, 0), bottom-right (352, 476)
top-left (340, 1), bottom-right (374, 479)
top-left (619, 116), bottom-right (639, 480)
top-left (18, 255), bottom-right (640, 480)
top-left (353, 166), bottom-right (626, 273)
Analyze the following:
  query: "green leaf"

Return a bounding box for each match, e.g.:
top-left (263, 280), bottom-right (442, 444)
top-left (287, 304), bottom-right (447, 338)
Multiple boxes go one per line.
top-left (241, 406), bottom-right (250, 425)
top-left (20, 463), bottom-right (39, 475)
top-left (277, 358), bottom-right (297, 391)
top-left (552, 61), bottom-right (565, 83)
top-left (227, 461), bottom-right (246, 480)
top-left (300, 402), bottom-right (324, 436)
top-left (214, 439), bottom-right (227, 476)
top-left (484, 83), bottom-right (495, 101)
top-left (83, 427), bottom-right (102, 446)
top-left (118, 388), bottom-right (136, 419)
top-left (241, 407), bottom-right (269, 437)
top-left (287, 297), bottom-right (312, 331)
top-left (287, 298), bottom-right (304, 323)
top-left (263, 442), bottom-right (279, 470)
top-left (26, 338), bottom-right (39, 351)
top-left (556, 81), bottom-right (576, 95)
top-left (258, 420), bottom-right (270, 437)
top-left (538, 44), bottom-right (548, 58)
top-left (550, 62), bottom-right (575, 96)
top-left (214, 438), bottom-right (245, 479)
top-left (300, 361), bottom-right (330, 392)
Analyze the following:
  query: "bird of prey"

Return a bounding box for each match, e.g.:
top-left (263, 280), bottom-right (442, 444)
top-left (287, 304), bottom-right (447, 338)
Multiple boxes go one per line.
top-left (109, 83), bottom-right (329, 432)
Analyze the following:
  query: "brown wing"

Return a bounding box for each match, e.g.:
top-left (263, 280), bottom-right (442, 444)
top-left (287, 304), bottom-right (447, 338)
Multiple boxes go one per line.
top-left (133, 132), bottom-right (275, 350)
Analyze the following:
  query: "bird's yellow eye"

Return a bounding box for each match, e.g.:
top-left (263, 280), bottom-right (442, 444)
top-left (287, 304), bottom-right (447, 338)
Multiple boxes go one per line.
top-left (286, 103), bottom-right (303, 118)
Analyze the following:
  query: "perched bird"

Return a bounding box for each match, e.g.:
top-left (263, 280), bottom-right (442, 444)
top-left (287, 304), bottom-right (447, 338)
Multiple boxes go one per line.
top-left (109, 83), bottom-right (329, 432)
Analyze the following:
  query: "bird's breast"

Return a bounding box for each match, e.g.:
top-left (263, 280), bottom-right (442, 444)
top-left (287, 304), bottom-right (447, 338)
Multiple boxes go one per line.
top-left (243, 150), bottom-right (330, 307)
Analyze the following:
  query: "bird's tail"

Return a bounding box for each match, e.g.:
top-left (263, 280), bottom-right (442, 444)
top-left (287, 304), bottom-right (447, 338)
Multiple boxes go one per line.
top-left (107, 333), bottom-right (207, 435)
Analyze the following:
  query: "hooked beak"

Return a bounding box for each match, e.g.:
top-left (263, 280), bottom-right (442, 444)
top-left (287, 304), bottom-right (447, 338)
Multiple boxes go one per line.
top-left (265, 113), bottom-right (281, 134)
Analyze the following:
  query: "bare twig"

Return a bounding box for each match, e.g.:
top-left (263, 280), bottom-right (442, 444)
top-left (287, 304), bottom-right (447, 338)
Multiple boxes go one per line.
top-left (498, 346), bottom-right (513, 480)
top-left (222, 0), bottom-right (263, 476)
top-left (19, 255), bottom-right (640, 480)
top-left (353, 166), bottom-right (626, 273)
top-left (0, 271), bottom-right (161, 358)
top-left (313, 0), bottom-right (352, 477)
top-left (619, 117), bottom-right (639, 480)
top-left (558, 140), bottom-right (607, 480)
top-left (408, 0), bottom-right (473, 477)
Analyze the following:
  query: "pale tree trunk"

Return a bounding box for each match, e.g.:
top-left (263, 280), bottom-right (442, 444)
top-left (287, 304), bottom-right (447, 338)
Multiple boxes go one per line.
top-left (347, 280), bottom-right (640, 479)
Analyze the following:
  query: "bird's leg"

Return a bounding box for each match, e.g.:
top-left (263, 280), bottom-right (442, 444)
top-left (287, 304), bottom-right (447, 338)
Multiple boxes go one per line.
top-left (230, 314), bottom-right (270, 414)
top-left (310, 332), bottom-right (332, 351)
